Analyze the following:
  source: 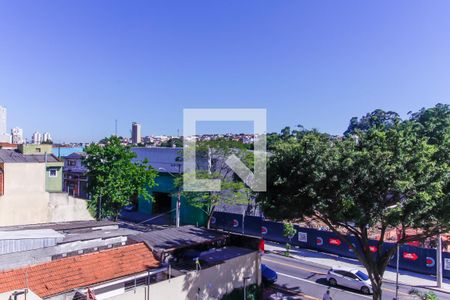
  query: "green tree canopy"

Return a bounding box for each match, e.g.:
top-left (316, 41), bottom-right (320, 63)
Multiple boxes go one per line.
top-left (84, 136), bottom-right (158, 220)
top-left (260, 104), bottom-right (449, 300)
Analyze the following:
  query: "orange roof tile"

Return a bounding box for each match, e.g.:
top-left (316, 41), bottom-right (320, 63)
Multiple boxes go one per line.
top-left (0, 243), bottom-right (159, 298)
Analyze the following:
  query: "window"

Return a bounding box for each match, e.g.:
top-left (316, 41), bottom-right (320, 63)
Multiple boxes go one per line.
top-left (67, 160), bottom-right (76, 166)
top-left (49, 168), bottom-right (57, 177)
top-left (356, 271), bottom-right (369, 281)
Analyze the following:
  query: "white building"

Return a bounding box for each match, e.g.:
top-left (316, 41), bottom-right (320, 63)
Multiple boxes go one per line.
top-left (32, 131), bottom-right (42, 144)
top-left (0, 106), bottom-right (11, 143)
top-left (42, 132), bottom-right (52, 143)
top-left (131, 122), bottom-right (142, 144)
top-left (11, 127), bottom-right (24, 144)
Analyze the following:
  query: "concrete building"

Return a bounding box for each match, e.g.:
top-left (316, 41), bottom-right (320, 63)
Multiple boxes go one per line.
top-left (63, 152), bottom-right (89, 198)
top-left (131, 122), bottom-right (142, 144)
top-left (0, 106), bottom-right (10, 143)
top-left (11, 127), bottom-right (24, 144)
top-left (42, 132), bottom-right (52, 143)
top-left (32, 131), bottom-right (42, 144)
top-left (0, 147), bottom-right (92, 226)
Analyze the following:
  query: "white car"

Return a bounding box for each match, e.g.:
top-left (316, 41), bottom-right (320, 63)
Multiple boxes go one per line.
top-left (327, 268), bottom-right (372, 295)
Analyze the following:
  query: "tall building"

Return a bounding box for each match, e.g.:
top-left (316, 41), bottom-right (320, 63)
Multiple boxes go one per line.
top-left (131, 122), bottom-right (142, 144)
top-left (32, 131), bottom-right (42, 144)
top-left (0, 106), bottom-right (10, 143)
top-left (11, 127), bottom-right (24, 144)
top-left (42, 132), bottom-right (52, 143)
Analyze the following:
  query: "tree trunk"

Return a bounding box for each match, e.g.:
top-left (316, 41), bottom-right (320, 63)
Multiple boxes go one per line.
top-left (371, 274), bottom-right (383, 300)
top-left (206, 214), bottom-right (212, 229)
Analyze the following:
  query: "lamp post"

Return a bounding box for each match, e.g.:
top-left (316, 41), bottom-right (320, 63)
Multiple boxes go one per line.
top-left (159, 167), bottom-right (181, 227)
top-left (437, 233), bottom-right (443, 288)
top-left (395, 243), bottom-right (399, 300)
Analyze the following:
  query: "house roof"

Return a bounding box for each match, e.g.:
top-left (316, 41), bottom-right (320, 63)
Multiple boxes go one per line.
top-left (132, 147), bottom-right (183, 174)
top-left (130, 225), bottom-right (227, 253)
top-left (0, 243), bottom-right (159, 298)
top-left (0, 149), bottom-right (60, 163)
top-left (0, 229), bottom-right (64, 240)
top-left (64, 152), bottom-right (86, 159)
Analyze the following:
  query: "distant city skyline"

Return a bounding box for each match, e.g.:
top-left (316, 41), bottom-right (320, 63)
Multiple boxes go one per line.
top-left (1, 1), bottom-right (450, 142)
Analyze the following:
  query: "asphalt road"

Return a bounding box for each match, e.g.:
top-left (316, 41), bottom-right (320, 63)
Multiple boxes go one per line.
top-left (262, 253), bottom-right (450, 300)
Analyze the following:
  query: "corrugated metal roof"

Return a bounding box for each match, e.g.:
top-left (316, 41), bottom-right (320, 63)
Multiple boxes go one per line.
top-left (0, 229), bottom-right (64, 240)
top-left (132, 147), bottom-right (183, 173)
top-left (0, 220), bottom-right (118, 232)
top-left (130, 225), bottom-right (227, 252)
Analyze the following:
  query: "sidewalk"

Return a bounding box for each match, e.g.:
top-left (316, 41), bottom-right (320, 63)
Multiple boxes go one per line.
top-left (264, 241), bottom-right (450, 294)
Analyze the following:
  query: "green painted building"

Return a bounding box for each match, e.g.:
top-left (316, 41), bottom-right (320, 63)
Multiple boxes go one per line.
top-left (46, 161), bottom-right (64, 192)
top-left (132, 147), bottom-right (208, 226)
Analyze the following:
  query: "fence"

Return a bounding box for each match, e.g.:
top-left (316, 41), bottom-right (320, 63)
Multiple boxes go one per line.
top-left (211, 211), bottom-right (450, 279)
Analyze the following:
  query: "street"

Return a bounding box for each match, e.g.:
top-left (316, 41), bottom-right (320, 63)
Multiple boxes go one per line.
top-left (262, 253), bottom-right (450, 300)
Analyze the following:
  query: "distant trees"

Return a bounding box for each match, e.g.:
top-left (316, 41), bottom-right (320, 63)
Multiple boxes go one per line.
top-left (84, 136), bottom-right (158, 220)
top-left (160, 137), bottom-right (183, 148)
top-left (260, 104), bottom-right (449, 300)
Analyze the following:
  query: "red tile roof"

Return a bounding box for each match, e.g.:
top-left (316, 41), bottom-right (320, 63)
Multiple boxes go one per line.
top-left (0, 243), bottom-right (159, 298)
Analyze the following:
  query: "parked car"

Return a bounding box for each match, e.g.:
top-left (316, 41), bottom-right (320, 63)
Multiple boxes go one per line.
top-left (327, 268), bottom-right (372, 295)
top-left (262, 264), bottom-right (278, 284)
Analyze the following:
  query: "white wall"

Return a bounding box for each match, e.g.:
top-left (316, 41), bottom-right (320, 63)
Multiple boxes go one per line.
top-left (104, 251), bottom-right (261, 300)
top-left (0, 289), bottom-right (42, 300)
top-left (0, 163), bottom-right (93, 226)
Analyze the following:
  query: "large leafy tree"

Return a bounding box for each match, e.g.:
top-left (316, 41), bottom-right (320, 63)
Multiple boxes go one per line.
top-left (344, 109), bottom-right (401, 136)
top-left (84, 136), bottom-right (158, 220)
top-left (261, 105), bottom-right (449, 300)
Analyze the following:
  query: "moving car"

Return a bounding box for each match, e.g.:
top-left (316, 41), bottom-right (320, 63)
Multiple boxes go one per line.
top-left (327, 267), bottom-right (372, 294)
top-left (262, 264), bottom-right (278, 284)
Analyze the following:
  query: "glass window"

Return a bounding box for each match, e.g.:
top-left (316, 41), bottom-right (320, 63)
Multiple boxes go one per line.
top-left (345, 272), bottom-right (358, 279)
top-left (49, 169), bottom-right (57, 177)
top-left (356, 271), bottom-right (369, 281)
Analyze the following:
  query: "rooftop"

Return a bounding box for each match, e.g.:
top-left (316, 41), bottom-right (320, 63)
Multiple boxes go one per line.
top-left (130, 225), bottom-right (227, 253)
top-left (132, 147), bottom-right (183, 174)
top-left (0, 149), bottom-right (60, 163)
top-left (0, 243), bottom-right (159, 298)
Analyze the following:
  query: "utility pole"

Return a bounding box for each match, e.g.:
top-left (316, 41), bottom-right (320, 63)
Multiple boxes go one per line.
top-left (176, 190), bottom-right (181, 227)
top-left (437, 234), bottom-right (443, 288)
top-left (395, 243), bottom-right (400, 300)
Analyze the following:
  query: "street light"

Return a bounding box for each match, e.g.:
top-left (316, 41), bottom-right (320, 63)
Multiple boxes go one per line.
top-left (158, 167), bottom-right (181, 227)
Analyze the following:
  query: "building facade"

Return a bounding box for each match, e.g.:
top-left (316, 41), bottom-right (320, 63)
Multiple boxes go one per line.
top-left (63, 152), bottom-right (89, 199)
top-left (11, 127), bottom-right (24, 144)
top-left (130, 147), bottom-right (208, 226)
top-left (32, 131), bottom-right (42, 144)
top-left (42, 132), bottom-right (52, 143)
top-left (0, 106), bottom-right (10, 143)
top-left (131, 122), bottom-right (142, 144)
top-left (0, 146), bottom-right (92, 226)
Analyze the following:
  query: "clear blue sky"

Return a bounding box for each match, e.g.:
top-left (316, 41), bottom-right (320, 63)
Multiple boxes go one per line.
top-left (0, 1), bottom-right (449, 143)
